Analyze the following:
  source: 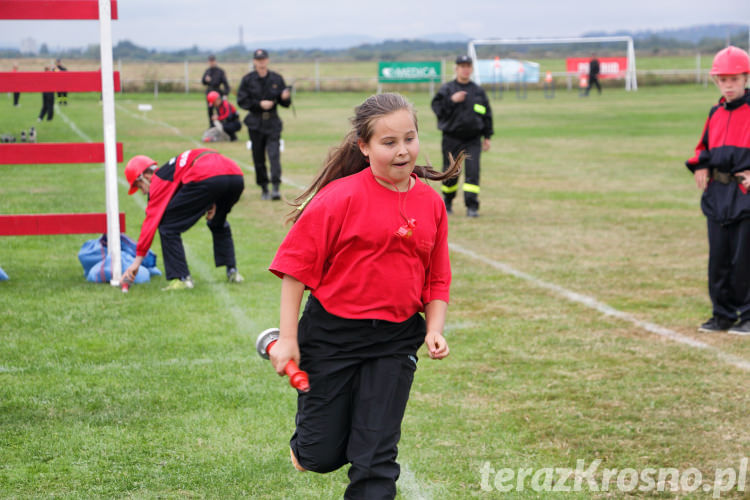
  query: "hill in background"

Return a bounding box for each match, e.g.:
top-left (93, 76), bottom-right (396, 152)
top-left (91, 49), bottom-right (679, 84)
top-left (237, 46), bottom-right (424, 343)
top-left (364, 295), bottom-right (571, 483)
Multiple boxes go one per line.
top-left (1, 24), bottom-right (747, 61)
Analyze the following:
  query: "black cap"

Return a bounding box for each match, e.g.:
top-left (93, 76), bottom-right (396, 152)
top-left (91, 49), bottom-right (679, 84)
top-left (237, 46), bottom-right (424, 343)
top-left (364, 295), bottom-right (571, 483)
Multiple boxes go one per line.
top-left (455, 55), bottom-right (472, 64)
top-left (253, 49), bottom-right (269, 60)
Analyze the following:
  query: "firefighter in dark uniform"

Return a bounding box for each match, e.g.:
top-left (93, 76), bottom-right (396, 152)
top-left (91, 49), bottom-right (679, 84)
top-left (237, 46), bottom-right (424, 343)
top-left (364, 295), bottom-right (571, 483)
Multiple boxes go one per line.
top-left (237, 49), bottom-right (292, 201)
top-left (431, 55), bottom-right (493, 217)
top-left (38, 67), bottom-right (55, 122)
top-left (55, 59), bottom-right (68, 105)
top-left (584, 55), bottom-right (601, 96)
top-left (201, 55), bottom-right (230, 128)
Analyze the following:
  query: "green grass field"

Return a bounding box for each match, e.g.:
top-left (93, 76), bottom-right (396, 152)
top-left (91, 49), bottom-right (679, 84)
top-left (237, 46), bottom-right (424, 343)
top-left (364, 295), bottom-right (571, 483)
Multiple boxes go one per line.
top-left (2, 83), bottom-right (750, 499)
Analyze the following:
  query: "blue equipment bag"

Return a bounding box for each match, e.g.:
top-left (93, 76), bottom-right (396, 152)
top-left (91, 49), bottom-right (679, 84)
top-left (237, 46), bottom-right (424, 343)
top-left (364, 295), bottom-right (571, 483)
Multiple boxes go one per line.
top-left (78, 234), bottom-right (161, 284)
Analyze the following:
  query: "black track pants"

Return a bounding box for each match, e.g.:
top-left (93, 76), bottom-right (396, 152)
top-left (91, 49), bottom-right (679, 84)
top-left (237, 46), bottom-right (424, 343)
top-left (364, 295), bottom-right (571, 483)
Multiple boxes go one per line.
top-left (707, 217), bottom-right (750, 322)
top-left (291, 296), bottom-right (424, 500)
top-left (158, 175), bottom-right (244, 280)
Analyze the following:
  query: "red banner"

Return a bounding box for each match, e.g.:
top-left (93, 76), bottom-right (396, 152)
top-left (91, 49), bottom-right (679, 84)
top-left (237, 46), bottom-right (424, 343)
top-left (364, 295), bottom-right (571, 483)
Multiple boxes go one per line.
top-left (566, 57), bottom-right (628, 79)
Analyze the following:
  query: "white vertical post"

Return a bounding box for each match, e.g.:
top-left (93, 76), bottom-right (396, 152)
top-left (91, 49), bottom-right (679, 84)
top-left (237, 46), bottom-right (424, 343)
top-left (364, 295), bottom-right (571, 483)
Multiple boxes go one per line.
top-left (98, 0), bottom-right (121, 286)
top-left (468, 42), bottom-right (480, 84)
top-left (696, 52), bottom-right (701, 84)
top-left (626, 38), bottom-right (637, 91)
top-left (314, 59), bottom-right (320, 92)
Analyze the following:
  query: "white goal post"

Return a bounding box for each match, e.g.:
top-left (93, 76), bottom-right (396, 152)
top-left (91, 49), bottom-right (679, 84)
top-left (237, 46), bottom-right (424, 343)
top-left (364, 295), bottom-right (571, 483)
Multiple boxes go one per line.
top-left (467, 36), bottom-right (638, 90)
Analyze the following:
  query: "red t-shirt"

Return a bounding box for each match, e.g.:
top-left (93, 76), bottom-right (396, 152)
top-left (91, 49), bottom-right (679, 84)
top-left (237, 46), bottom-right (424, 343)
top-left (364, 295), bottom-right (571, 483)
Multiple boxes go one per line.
top-left (136, 149), bottom-right (242, 256)
top-left (270, 168), bottom-right (451, 322)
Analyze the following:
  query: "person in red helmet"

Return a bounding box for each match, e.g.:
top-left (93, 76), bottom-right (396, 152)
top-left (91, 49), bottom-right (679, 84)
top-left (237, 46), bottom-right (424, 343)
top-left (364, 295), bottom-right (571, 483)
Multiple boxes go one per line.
top-left (686, 45), bottom-right (750, 334)
top-left (207, 90), bottom-right (242, 142)
top-left (122, 149), bottom-right (245, 290)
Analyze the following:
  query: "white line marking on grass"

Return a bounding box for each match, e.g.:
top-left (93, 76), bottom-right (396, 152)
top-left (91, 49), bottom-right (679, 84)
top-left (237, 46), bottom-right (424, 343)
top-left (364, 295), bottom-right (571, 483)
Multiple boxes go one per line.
top-left (449, 242), bottom-right (750, 372)
top-left (0, 366), bottom-right (24, 373)
top-left (399, 464), bottom-right (433, 500)
top-left (57, 105), bottom-right (93, 142)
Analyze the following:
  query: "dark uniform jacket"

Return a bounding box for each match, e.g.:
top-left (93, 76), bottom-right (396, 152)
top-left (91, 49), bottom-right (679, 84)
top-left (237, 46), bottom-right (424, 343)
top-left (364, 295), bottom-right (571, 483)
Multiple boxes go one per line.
top-left (431, 80), bottom-right (493, 140)
top-left (236, 70), bottom-right (291, 135)
top-left (201, 66), bottom-right (230, 96)
top-left (589, 59), bottom-right (600, 78)
top-left (686, 89), bottom-right (750, 224)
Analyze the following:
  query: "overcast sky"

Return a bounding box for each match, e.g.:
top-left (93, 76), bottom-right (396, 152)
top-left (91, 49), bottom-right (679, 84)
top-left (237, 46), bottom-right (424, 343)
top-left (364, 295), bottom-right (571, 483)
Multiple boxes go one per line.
top-left (1, 0), bottom-right (748, 50)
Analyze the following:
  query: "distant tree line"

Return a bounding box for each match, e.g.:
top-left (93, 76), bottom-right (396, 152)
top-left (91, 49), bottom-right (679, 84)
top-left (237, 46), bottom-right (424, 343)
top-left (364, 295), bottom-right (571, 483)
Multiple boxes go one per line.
top-left (1, 27), bottom-right (748, 61)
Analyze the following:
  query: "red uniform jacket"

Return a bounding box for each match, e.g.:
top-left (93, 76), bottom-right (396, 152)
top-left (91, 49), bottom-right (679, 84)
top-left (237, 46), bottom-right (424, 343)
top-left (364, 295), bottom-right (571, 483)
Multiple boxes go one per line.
top-left (135, 149), bottom-right (242, 256)
top-left (686, 90), bottom-right (750, 223)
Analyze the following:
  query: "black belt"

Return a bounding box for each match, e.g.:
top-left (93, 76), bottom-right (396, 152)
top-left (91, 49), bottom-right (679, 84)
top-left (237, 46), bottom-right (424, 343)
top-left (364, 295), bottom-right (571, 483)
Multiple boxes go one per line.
top-left (712, 171), bottom-right (744, 185)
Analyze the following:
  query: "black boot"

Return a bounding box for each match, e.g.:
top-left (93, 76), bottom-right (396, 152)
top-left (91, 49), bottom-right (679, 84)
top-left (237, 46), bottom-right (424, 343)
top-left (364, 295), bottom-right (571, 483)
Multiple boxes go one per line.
top-left (271, 183), bottom-right (281, 201)
top-left (443, 196), bottom-right (453, 215)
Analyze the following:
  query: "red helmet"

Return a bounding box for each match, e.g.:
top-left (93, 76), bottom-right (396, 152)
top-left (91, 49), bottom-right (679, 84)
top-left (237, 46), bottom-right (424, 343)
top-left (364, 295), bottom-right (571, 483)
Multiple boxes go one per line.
top-left (124, 155), bottom-right (157, 195)
top-left (206, 90), bottom-right (220, 105)
top-left (710, 46), bottom-right (750, 75)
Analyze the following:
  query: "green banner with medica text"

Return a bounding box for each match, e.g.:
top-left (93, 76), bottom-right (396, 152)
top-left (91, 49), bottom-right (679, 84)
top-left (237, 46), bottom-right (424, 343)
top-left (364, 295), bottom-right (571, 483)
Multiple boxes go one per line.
top-left (378, 61), bottom-right (441, 83)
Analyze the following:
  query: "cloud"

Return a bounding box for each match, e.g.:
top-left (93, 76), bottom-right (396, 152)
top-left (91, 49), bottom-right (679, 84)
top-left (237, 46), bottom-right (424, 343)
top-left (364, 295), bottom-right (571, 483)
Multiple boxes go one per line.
top-left (0, 0), bottom-right (747, 50)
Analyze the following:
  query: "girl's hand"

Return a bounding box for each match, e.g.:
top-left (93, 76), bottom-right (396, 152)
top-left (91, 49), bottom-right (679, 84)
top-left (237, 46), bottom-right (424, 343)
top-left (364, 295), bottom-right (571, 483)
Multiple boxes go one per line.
top-left (694, 169), bottom-right (709, 190)
top-left (738, 170), bottom-right (750, 191)
top-left (268, 335), bottom-right (300, 376)
top-left (205, 203), bottom-right (216, 221)
top-left (122, 262), bottom-right (138, 284)
top-left (425, 331), bottom-right (450, 360)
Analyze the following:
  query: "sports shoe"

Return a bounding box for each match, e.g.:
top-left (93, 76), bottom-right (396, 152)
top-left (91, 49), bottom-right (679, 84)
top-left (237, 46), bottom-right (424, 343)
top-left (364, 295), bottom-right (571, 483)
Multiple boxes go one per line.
top-left (162, 276), bottom-right (194, 291)
top-left (728, 320), bottom-right (750, 336)
top-left (467, 208), bottom-right (479, 218)
top-left (227, 268), bottom-right (244, 283)
top-left (261, 187), bottom-right (270, 200)
top-left (271, 185), bottom-right (281, 201)
top-left (698, 316), bottom-right (735, 333)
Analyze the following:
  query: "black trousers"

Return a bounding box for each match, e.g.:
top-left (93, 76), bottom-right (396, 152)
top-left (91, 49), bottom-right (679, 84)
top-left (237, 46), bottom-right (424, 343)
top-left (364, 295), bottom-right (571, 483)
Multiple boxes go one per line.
top-left (585, 76), bottom-right (601, 95)
top-left (441, 134), bottom-right (482, 210)
top-left (249, 129), bottom-right (281, 189)
top-left (158, 175), bottom-right (244, 280)
top-left (206, 102), bottom-right (214, 128)
top-left (13, 92), bottom-right (19, 106)
top-left (707, 217), bottom-right (750, 322)
top-left (220, 119), bottom-right (241, 141)
top-left (39, 94), bottom-right (54, 121)
top-left (292, 296), bottom-right (425, 500)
